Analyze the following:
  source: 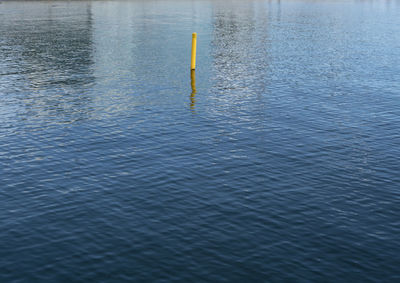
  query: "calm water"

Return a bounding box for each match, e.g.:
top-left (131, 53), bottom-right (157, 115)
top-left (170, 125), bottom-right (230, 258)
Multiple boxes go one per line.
top-left (1, 0), bottom-right (400, 281)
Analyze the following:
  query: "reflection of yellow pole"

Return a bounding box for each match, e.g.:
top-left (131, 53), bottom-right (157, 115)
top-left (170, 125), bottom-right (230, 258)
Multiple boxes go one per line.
top-left (190, 69), bottom-right (196, 109)
top-left (191, 33), bottom-right (197, 70)
top-left (190, 69), bottom-right (196, 92)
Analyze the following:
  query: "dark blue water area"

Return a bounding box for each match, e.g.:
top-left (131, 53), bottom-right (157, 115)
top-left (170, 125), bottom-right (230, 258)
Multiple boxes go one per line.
top-left (1, 0), bottom-right (400, 281)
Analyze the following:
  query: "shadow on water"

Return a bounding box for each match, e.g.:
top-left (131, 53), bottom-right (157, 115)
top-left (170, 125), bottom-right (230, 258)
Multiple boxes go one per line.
top-left (0, 2), bottom-right (95, 126)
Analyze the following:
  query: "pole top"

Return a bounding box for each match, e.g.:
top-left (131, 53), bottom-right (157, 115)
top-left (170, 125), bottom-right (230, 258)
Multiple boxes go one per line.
top-left (192, 33), bottom-right (197, 38)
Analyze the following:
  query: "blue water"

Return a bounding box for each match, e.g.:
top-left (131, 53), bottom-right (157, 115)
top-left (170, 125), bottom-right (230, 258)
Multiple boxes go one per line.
top-left (1, 0), bottom-right (399, 281)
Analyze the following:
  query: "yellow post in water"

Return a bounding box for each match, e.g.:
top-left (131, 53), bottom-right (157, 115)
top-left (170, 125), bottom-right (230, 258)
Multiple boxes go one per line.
top-left (191, 33), bottom-right (197, 70)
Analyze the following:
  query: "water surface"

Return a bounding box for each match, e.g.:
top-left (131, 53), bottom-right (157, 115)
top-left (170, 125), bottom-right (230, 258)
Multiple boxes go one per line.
top-left (1, 0), bottom-right (399, 281)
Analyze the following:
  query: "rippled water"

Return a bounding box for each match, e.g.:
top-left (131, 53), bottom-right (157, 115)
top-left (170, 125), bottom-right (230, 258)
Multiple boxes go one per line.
top-left (1, 0), bottom-right (399, 281)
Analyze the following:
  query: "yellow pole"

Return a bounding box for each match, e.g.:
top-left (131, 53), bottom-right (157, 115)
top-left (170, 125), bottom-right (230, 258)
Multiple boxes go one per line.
top-left (191, 33), bottom-right (197, 70)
